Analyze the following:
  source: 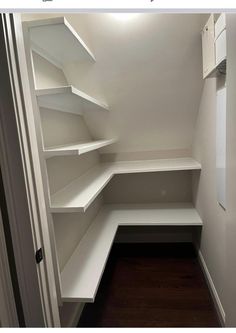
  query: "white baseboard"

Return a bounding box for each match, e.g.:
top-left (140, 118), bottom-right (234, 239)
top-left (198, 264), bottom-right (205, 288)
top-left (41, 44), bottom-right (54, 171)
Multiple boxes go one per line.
top-left (197, 249), bottom-right (225, 326)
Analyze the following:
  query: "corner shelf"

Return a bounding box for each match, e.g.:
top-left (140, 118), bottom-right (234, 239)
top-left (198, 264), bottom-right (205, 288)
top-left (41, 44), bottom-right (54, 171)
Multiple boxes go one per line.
top-left (44, 139), bottom-right (117, 158)
top-left (50, 158), bottom-right (201, 213)
top-left (36, 85), bottom-right (109, 115)
top-left (60, 202), bottom-right (203, 302)
top-left (24, 16), bottom-right (95, 68)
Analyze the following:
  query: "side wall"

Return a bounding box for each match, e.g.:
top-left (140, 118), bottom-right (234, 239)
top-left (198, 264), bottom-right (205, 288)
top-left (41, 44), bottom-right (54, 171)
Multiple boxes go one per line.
top-left (192, 76), bottom-right (226, 322)
top-left (225, 14), bottom-right (236, 327)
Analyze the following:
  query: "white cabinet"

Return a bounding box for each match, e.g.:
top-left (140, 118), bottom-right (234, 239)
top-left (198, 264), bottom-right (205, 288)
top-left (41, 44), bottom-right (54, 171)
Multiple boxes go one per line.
top-left (215, 14), bottom-right (226, 66)
top-left (202, 14), bottom-right (215, 79)
top-left (202, 14), bottom-right (227, 78)
top-left (215, 29), bottom-right (226, 66)
top-left (215, 13), bottom-right (226, 39)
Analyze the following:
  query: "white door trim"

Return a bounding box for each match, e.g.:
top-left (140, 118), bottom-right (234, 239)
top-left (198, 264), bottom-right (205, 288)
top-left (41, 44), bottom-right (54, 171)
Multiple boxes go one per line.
top-left (0, 208), bottom-right (18, 327)
top-left (0, 13), bottom-right (60, 327)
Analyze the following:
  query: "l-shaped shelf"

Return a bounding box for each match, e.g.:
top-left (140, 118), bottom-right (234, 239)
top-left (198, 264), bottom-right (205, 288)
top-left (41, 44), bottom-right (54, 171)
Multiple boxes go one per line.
top-left (50, 158), bottom-right (201, 213)
top-left (24, 16), bottom-right (95, 68)
top-left (36, 85), bottom-right (109, 115)
top-left (25, 17), bottom-right (204, 307)
top-left (44, 139), bottom-right (117, 158)
top-left (60, 202), bottom-right (203, 302)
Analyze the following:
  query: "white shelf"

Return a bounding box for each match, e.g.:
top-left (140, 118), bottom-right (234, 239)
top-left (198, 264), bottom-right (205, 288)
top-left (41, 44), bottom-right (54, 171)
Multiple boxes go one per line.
top-left (24, 17), bottom-right (95, 68)
top-left (50, 158), bottom-right (201, 213)
top-left (36, 85), bottom-right (109, 115)
top-left (51, 164), bottom-right (113, 213)
top-left (112, 157), bottom-right (201, 174)
top-left (61, 203), bottom-right (203, 302)
top-left (44, 139), bottom-right (116, 158)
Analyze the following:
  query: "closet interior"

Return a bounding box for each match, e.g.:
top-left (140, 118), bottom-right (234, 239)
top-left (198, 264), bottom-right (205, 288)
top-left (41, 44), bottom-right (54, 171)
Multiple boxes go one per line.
top-left (21, 13), bottom-right (226, 327)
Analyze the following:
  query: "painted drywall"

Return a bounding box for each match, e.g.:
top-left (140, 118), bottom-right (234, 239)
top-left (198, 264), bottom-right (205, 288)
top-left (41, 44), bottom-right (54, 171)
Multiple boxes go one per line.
top-left (192, 75), bottom-right (227, 319)
top-left (62, 14), bottom-right (206, 159)
top-left (105, 170), bottom-right (195, 244)
top-left (100, 148), bottom-right (191, 162)
top-left (104, 171), bottom-right (192, 204)
top-left (40, 106), bottom-right (99, 197)
top-left (31, 51), bottom-right (99, 195)
top-left (23, 13), bottom-right (206, 160)
top-left (46, 152), bottom-right (99, 195)
top-left (22, 13), bottom-right (226, 326)
top-left (225, 14), bottom-right (236, 327)
top-left (193, 15), bottom-right (236, 325)
top-left (40, 107), bottom-right (92, 148)
top-left (32, 52), bottom-right (67, 89)
top-left (53, 195), bottom-right (103, 271)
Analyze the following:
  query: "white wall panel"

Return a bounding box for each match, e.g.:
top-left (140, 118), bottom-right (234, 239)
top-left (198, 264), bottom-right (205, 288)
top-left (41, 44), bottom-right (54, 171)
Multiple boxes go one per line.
top-left (53, 195), bottom-right (103, 271)
top-left (216, 86), bottom-right (226, 209)
top-left (63, 14), bottom-right (206, 156)
top-left (32, 52), bottom-right (68, 89)
top-left (192, 77), bottom-right (227, 318)
top-left (225, 13), bottom-right (236, 327)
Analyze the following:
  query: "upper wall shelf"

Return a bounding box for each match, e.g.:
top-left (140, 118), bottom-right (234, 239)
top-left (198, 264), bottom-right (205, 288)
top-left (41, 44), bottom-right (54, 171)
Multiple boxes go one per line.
top-left (44, 139), bottom-right (117, 158)
top-left (24, 17), bottom-right (95, 69)
top-left (61, 202), bottom-right (203, 302)
top-left (50, 158), bottom-right (201, 213)
top-left (36, 85), bottom-right (109, 115)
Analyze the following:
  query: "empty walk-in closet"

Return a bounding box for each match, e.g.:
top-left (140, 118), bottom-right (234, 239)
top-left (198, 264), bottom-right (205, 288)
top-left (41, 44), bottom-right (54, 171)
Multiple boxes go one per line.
top-left (1, 12), bottom-right (236, 328)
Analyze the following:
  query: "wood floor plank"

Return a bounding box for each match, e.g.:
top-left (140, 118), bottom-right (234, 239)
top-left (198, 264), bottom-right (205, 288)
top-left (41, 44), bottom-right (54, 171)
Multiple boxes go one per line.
top-left (78, 243), bottom-right (220, 328)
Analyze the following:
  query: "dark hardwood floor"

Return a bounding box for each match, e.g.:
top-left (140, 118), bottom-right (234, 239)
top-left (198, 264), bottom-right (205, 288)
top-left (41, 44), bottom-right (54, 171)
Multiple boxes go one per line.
top-left (78, 242), bottom-right (220, 328)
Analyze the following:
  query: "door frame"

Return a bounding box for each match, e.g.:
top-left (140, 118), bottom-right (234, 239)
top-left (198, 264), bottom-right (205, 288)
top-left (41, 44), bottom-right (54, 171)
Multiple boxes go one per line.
top-left (0, 207), bottom-right (18, 327)
top-left (0, 13), bottom-right (60, 327)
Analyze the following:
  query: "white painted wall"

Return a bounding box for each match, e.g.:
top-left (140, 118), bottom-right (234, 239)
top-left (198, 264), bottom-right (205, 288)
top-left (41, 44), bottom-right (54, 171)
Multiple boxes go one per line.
top-left (63, 14), bottom-right (206, 158)
top-left (23, 13), bottom-right (206, 159)
top-left (104, 171), bottom-right (192, 204)
top-left (193, 14), bottom-right (236, 326)
top-left (40, 107), bottom-right (99, 196)
top-left (192, 75), bottom-right (227, 321)
top-left (53, 195), bottom-right (103, 271)
top-left (22, 13), bottom-right (230, 327)
top-left (40, 108), bottom-right (92, 149)
top-left (46, 153), bottom-right (99, 195)
top-left (32, 52), bottom-right (67, 89)
top-left (225, 14), bottom-right (236, 327)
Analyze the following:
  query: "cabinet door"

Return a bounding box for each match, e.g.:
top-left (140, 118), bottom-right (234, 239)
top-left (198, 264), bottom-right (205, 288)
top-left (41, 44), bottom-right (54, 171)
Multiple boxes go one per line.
top-left (202, 14), bottom-right (215, 78)
top-left (215, 29), bottom-right (226, 65)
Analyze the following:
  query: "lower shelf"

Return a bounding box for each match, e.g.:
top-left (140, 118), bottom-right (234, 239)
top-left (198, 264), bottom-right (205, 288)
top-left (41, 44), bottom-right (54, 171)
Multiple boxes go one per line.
top-left (60, 203), bottom-right (203, 303)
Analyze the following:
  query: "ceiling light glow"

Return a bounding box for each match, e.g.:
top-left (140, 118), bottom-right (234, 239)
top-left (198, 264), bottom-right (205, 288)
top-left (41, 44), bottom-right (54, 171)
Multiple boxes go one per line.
top-left (110, 13), bottom-right (140, 21)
